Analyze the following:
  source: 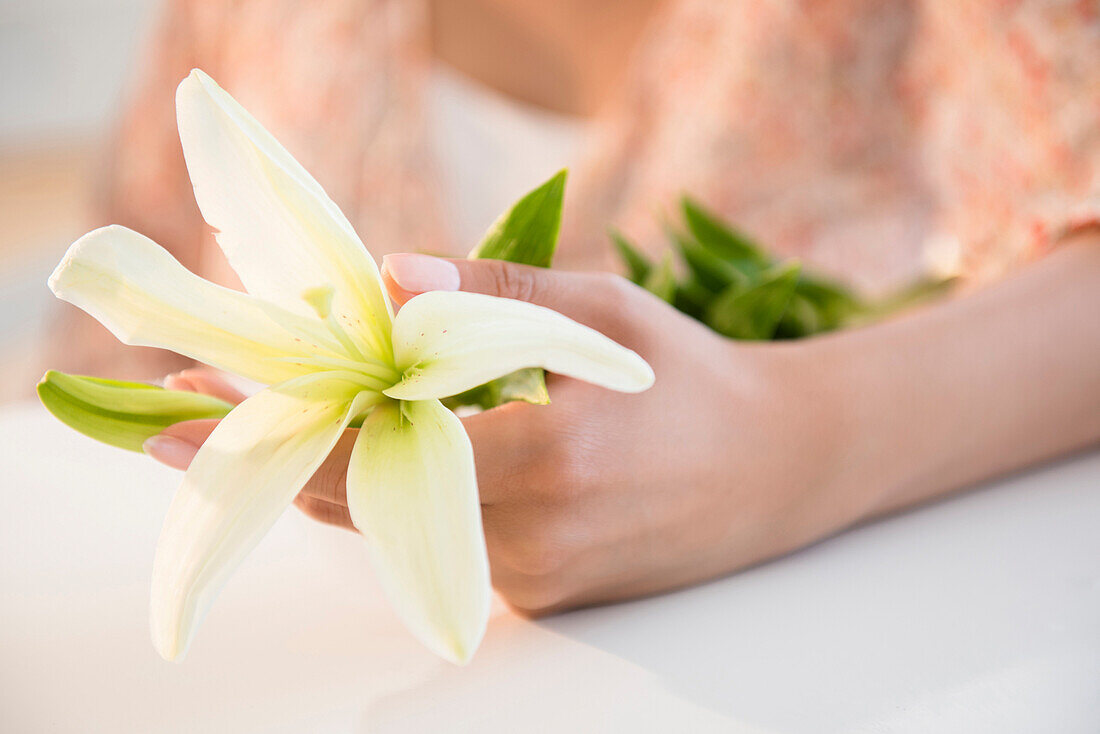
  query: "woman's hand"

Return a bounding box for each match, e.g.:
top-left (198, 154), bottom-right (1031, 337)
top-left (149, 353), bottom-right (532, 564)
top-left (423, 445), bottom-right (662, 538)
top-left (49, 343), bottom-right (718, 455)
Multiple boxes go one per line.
top-left (150, 236), bottom-right (1100, 616)
top-left (383, 256), bottom-right (850, 613)
top-left (150, 256), bottom-right (846, 615)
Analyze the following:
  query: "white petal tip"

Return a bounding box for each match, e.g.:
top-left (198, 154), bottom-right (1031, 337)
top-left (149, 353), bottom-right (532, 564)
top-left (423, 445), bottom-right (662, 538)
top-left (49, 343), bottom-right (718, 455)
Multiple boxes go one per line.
top-left (46, 257), bottom-right (67, 296)
top-left (620, 357), bottom-right (656, 393)
top-left (151, 628), bottom-right (186, 662)
top-left (155, 643), bottom-right (183, 663)
top-left (176, 68), bottom-right (218, 109)
top-left (181, 67), bottom-right (210, 90)
top-left (446, 647), bottom-right (476, 666)
top-left (150, 603), bottom-right (188, 662)
top-left (48, 225), bottom-right (130, 296)
top-left (151, 582), bottom-right (203, 663)
top-left (428, 628), bottom-right (484, 666)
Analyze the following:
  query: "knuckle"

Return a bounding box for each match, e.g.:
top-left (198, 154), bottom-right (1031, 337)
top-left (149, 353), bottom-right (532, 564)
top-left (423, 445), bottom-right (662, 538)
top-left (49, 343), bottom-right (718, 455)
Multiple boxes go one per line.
top-left (537, 433), bottom-right (594, 504)
top-left (293, 495), bottom-right (324, 521)
top-left (306, 456), bottom-right (348, 504)
top-left (584, 272), bottom-right (638, 335)
top-left (490, 261), bottom-right (541, 303)
top-left (516, 539), bottom-right (570, 576)
top-left (496, 574), bottom-right (568, 614)
top-left (493, 521), bottom-right (574, 576)
top-left (598, 270), bottom-right (634, 298)
top-left (294, 495), bottom-right (353, 530)
top-left (595, 271), bottom-right (633, 303)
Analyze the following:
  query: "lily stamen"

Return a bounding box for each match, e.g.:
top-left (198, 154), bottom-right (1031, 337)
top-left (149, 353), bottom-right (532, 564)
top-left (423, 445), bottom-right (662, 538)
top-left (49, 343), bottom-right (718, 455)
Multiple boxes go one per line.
top-left (271, 355), bottom-right (398, 388)
top-left (302, 285), bottom-right (375, 365)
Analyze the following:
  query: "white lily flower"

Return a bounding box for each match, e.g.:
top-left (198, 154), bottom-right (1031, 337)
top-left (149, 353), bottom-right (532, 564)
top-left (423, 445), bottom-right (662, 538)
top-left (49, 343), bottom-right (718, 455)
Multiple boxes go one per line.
top-left (48, 70), bottom-right (654, 664)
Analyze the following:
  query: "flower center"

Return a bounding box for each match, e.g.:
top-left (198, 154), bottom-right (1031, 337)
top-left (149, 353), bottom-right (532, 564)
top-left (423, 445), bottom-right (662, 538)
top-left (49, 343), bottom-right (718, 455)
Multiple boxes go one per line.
top-left (301, 285), bottom-right (401, 386)
top-left (301, 285), bottom-right (373, 361)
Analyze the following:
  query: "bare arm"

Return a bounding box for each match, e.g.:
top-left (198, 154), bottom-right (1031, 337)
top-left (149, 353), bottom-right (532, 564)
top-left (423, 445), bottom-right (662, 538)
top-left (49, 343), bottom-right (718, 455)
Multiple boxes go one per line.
top-left (819, 233), bottom-right (1100, 523)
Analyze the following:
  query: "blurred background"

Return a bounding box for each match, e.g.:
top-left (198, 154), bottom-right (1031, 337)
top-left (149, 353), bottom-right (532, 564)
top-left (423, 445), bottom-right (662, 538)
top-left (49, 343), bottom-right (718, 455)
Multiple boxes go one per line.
top-left (1, 3), bottom-right (1098, 732)
top-left (0, 0), bottom-right (157, 401)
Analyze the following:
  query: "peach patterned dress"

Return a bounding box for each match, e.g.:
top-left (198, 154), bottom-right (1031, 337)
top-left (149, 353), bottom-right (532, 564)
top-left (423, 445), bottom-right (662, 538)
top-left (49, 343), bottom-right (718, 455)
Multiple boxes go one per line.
top-left (103, 0), bottom-right (1099, 296)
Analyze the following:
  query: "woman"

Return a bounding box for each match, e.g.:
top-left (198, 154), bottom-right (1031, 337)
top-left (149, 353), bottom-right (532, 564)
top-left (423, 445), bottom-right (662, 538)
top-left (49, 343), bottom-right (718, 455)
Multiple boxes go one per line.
top-left (58, 0), bottom-right (1100, 614)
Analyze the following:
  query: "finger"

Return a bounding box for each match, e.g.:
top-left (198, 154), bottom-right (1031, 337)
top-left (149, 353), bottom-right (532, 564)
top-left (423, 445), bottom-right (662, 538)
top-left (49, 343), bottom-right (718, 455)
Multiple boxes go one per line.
top-left (381, 253), bottom-right (626, 328)
top-left (164, 368), bottom-right (248, 404)
top-left (380, 266), bottom-right (416, 311)
top-left (293, 494), bottom-right (356, 532)
top-left (297, 428), bottom-right (357, 506)
top-left (460, 401), bottom-right (546, 506)
top-left (145, 411), bottom-right (361, 534)
top-left (143, 418), bottom-right (219, 469)
top-left (143, 371), bottom-right (243, 470)
top-left (380, 253), bottom-right (460, 308)
top-left (143, 435), bottom-right (199, 470)
top-left (163, 373), bottom-right (200, 393)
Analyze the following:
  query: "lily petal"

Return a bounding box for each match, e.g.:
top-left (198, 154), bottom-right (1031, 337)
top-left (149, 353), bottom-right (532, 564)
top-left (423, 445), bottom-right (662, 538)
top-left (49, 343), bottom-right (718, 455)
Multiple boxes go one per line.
top-left (346, 399), bottom-right (490, 664)
top-left (150, 372), bottom-right (379, 660)
top-left (49, 226), bottom-right (341, 386)
top-left (176, 69), bottom-right (393, 358)
top-left (384, 291), bottom-right (655, 401)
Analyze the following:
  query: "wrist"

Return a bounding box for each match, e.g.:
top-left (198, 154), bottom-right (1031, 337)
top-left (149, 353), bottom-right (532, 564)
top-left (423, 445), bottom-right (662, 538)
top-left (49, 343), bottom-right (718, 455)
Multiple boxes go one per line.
top-left (778, 329), bottom-right (906, 537)
top-left (736, 337), bottom-right (879, 552)
top-left (805, 300), bottom-right (983, 522)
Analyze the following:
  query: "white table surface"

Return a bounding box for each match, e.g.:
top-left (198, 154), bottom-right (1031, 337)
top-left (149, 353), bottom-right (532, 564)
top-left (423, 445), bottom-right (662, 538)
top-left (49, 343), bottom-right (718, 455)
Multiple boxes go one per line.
top-left (1, 401), bottom-right (1097, 733)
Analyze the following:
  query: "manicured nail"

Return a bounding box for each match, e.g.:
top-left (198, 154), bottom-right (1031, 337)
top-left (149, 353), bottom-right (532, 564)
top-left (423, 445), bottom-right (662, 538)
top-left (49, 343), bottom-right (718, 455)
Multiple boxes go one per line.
top-left (382, 254), bottom-right (460, 294)
top-left (143, 435), bottom-right (199, 470)
top-left (163, 372), bottom-right (197, 392)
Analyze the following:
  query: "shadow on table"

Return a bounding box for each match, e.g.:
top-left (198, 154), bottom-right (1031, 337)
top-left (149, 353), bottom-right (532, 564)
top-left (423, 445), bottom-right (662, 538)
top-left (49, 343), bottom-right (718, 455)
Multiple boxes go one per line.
top-left (357, 610), bottom-right (773, 733)
top-left (530, 455), bottom-right (1100, 732)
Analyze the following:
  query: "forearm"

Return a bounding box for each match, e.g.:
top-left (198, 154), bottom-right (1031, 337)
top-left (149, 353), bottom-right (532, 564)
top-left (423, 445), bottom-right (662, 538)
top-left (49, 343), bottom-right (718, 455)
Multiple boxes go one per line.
top-left (817, 234), bottom-right (1100, 520)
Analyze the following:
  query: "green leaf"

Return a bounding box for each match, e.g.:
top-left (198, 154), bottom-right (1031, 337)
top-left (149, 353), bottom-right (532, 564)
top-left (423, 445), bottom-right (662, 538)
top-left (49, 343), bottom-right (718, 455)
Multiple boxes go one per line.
top-left (467, 169), bottom-right (567, 267)
top-left (610, 228), bottom-right (652, 284)
top-left (642, 253), bottom-right (679, 304)
top-left (865, 275), bottom-right (957, 319)
top-left (675, 234), bottom-right (749, 292)
top-left (794, 274), bottom-right (865, 330)
top-left (681, 197), bottom-right (769, 265)
top-left (449, 171), bottom-right (570, 411)
top-left (774, 292), bottom-right (820, 339)
top-left (441, 367), bottom-right (550, 411)
top-left (706, 261), bottom-right (802, 340)
top-left (672, 276), bottom-right (714, 321)
top-left (603, 197), bottom-right (951, 344)
top-left (37, 370), bottom-right (234, 452)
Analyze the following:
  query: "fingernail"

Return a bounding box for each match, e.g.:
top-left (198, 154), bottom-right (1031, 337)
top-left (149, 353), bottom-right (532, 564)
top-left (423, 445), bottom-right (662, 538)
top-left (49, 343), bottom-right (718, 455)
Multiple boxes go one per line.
top-left (143, 435), bottom-right (199, 470)
top-left (163, 373), bottom-right (196, 392)
top-left (382, 253), bottom-right (460, 294)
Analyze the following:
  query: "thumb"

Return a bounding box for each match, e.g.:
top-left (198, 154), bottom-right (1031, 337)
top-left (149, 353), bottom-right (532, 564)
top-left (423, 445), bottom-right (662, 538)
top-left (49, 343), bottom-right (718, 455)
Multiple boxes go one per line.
top-left (382, 253), bottom-right (621, 326)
